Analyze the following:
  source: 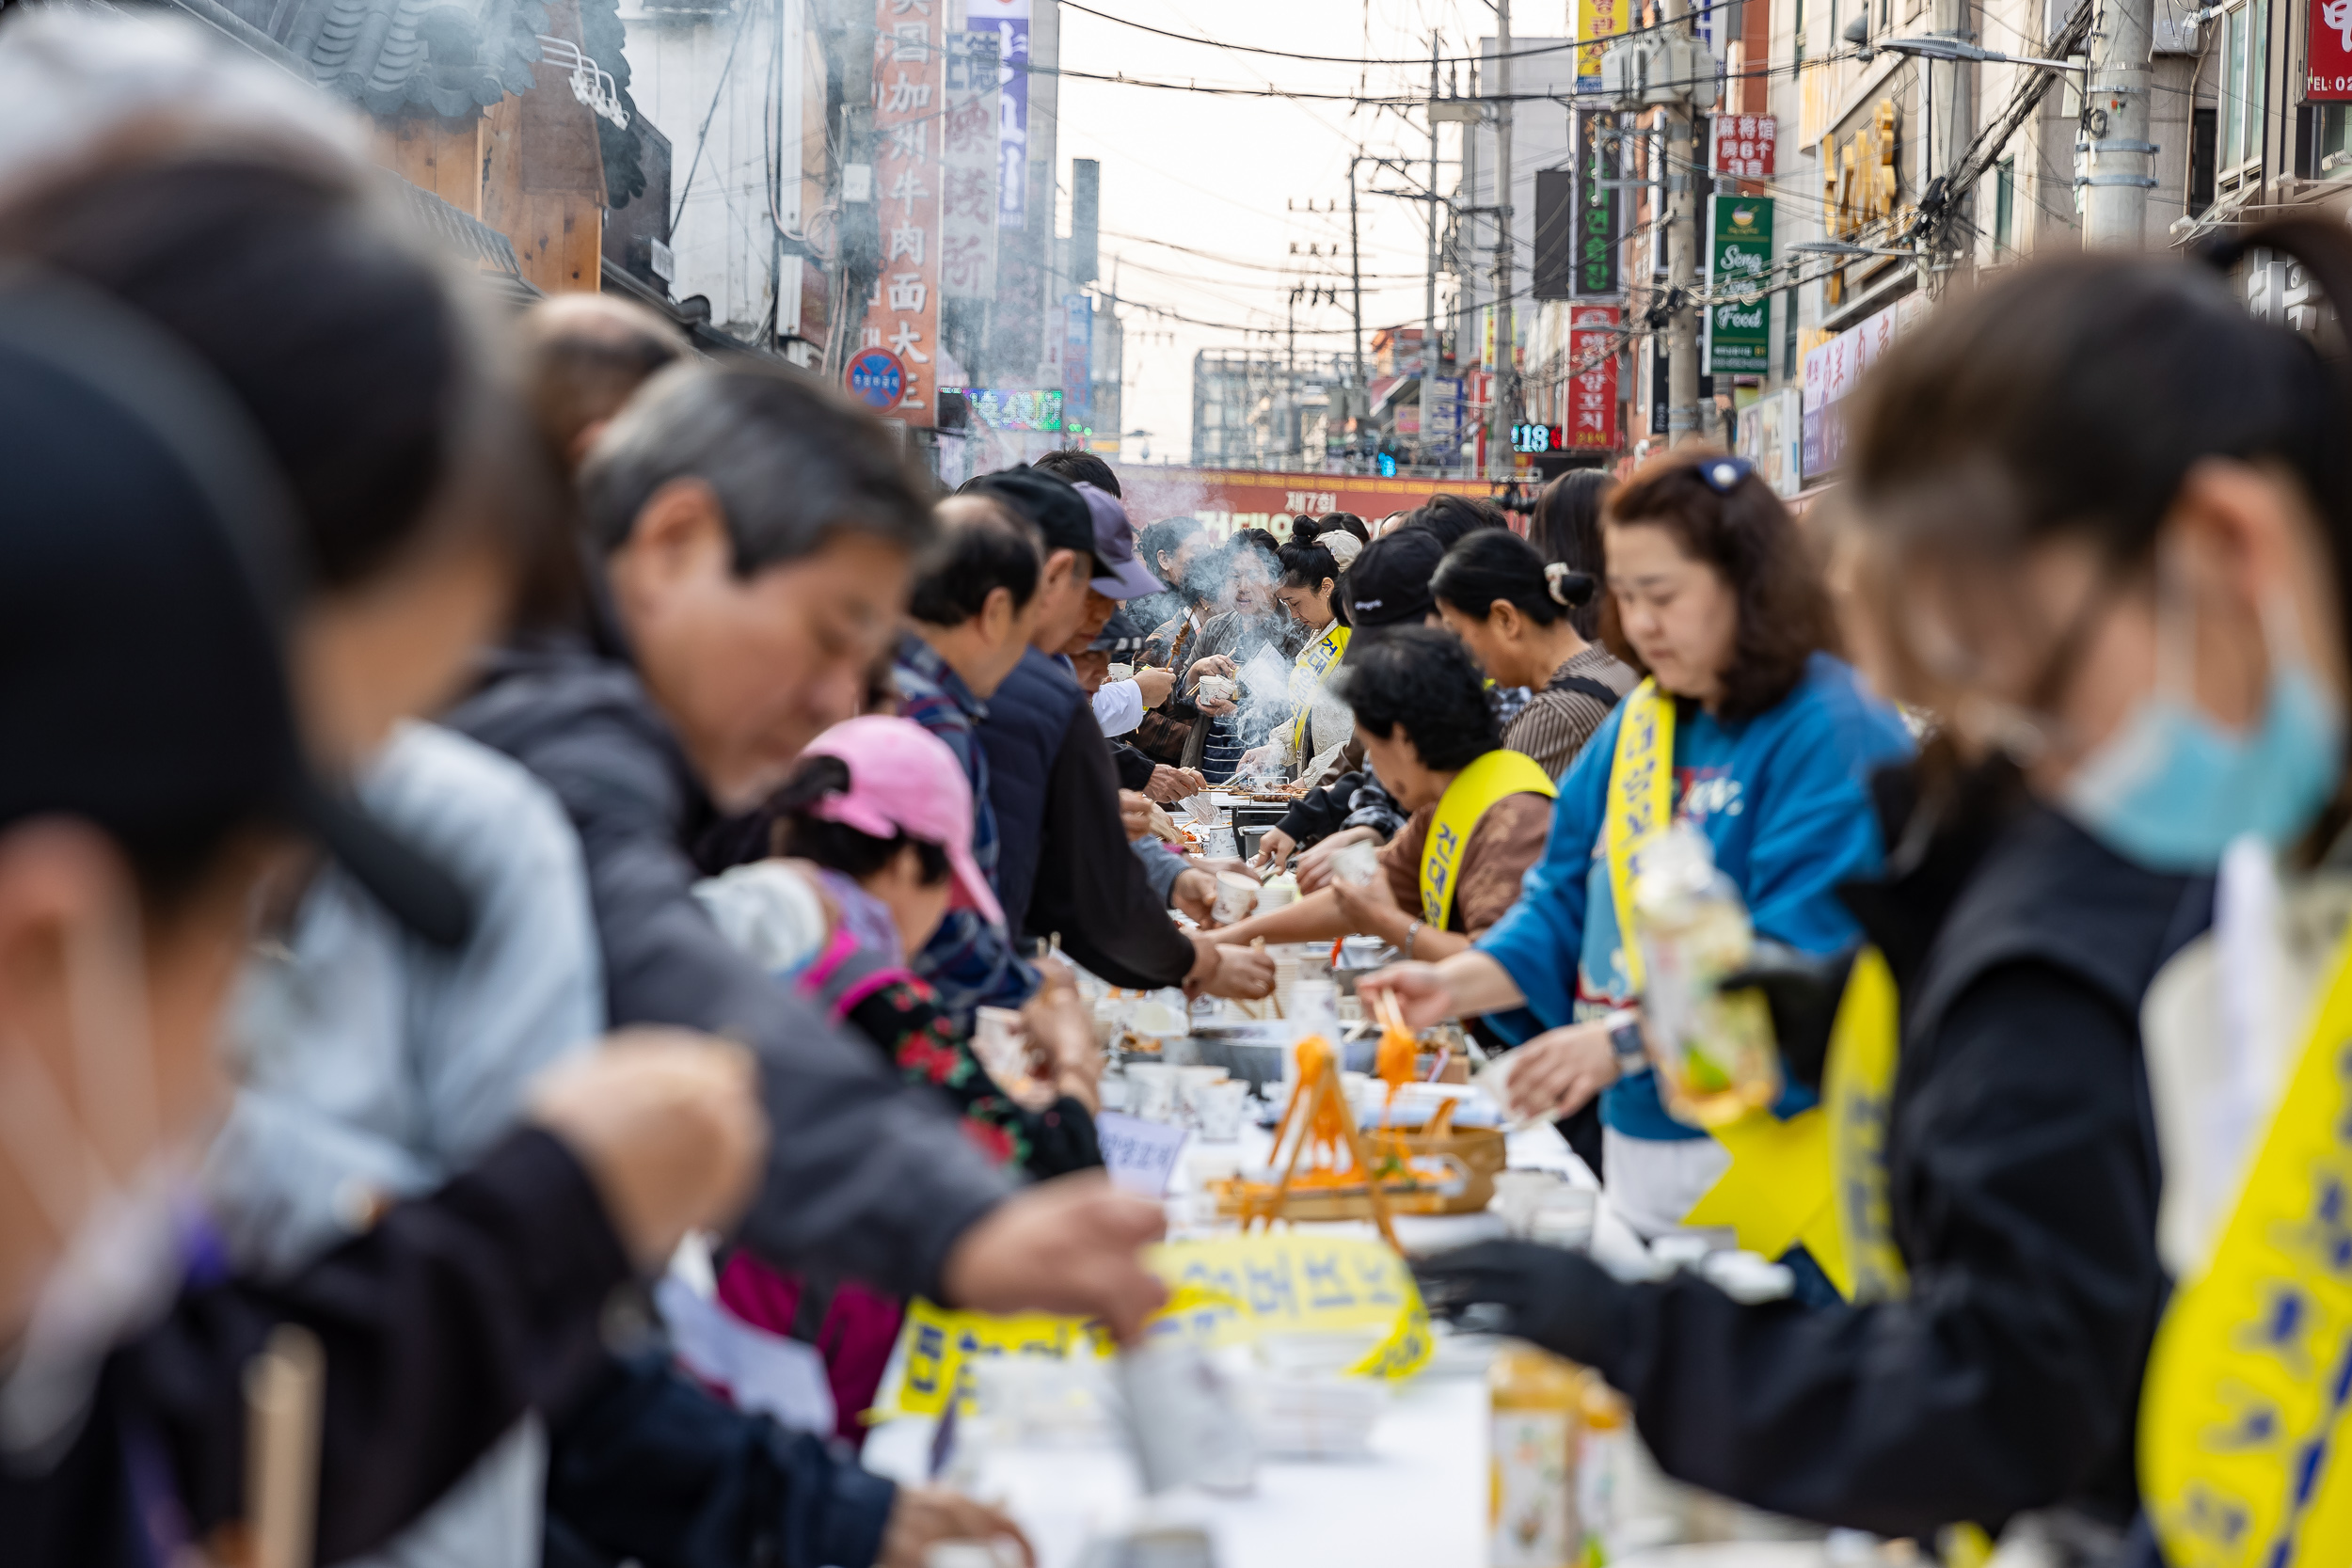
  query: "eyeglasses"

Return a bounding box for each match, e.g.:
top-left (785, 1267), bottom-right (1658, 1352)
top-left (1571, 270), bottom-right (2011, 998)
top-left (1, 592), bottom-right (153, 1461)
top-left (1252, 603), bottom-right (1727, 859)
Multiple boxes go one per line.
top-left (1695, 456), bottom-right (1756, 495)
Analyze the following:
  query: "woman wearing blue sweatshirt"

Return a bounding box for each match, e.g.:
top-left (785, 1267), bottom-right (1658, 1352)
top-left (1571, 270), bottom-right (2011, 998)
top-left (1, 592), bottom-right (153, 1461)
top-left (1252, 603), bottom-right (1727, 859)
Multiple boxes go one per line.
top-left (1364, 451), bottom-right (1913, 1257)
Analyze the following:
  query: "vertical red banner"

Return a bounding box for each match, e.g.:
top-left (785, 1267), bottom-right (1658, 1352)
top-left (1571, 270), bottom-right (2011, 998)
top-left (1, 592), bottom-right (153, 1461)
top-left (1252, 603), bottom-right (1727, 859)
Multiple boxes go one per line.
top-left (1565, 304), bottom-right (1620, 452)
top-left (862, 0), bottom-right (944, 423)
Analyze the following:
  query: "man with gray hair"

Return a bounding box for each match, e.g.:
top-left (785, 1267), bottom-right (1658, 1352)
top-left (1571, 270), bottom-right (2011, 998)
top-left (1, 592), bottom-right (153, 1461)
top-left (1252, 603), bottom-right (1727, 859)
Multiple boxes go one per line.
top-left (448, 361), bottom-right (1168, 1335)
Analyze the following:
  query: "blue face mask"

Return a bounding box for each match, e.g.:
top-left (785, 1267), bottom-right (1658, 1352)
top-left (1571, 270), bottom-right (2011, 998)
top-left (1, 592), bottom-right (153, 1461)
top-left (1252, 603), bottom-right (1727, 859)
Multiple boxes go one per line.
top-left (2060, 598), bottom-right (2345, 873)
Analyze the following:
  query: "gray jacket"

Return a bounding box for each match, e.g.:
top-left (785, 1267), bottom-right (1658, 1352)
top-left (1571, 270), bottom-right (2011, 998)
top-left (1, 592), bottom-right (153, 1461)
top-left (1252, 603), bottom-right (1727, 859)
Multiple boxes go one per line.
top-left (444, 632), bottom-right (1009, 1299)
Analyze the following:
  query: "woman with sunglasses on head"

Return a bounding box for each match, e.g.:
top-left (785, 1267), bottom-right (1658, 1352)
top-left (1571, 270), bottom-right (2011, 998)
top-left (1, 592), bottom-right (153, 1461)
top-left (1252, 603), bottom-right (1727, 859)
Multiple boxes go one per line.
top-left (1412, 224), bottom-right (2352, 1563)
top-left (1362, 451), bottom-right (1912, 1273)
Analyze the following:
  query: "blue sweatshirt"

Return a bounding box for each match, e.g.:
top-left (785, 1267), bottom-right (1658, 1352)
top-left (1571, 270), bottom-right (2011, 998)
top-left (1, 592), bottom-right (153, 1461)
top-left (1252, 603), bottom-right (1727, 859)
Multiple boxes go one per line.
top-left (1477, 653), bottom-right (1915, 1141)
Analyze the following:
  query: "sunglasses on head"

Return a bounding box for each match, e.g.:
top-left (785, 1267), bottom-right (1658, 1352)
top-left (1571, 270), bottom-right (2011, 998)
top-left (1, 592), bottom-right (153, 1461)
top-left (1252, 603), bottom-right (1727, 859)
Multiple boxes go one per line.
top-left (1695, 456), bottom-right (1756, 495)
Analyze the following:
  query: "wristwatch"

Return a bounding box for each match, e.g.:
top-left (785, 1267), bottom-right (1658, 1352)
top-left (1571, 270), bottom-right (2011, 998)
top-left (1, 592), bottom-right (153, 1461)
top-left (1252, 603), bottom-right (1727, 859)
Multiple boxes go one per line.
top-left (1606, 1011), bottom-right (1649, 1077)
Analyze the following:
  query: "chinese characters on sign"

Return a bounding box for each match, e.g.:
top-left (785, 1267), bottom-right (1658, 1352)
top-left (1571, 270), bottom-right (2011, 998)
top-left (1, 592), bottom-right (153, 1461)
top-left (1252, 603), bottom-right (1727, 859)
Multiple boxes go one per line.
top-left (857, 0), bottom-right (942, 424)
top-left (1573, 111), bottom-right (1621, 299)
top-left (966, 0), bottom-right (1030, 230)
top-left (1710, 114), bottom-right (1777, 179)
top-left (1565, 303), bottom-right (1620, 450)
top-left (940, 32), bottom-right (999, 301)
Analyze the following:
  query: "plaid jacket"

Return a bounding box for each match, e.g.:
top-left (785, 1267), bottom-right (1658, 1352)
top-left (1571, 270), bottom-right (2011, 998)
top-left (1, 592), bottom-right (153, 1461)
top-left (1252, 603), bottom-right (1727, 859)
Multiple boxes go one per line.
top-left (893, 632), bottom-right (1038, 1022)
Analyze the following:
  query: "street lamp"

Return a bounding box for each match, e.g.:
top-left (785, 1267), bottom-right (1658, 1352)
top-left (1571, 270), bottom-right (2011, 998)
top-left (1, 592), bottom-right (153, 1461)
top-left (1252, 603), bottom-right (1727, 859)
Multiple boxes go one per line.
top-left (1849, 24), bottom-right (2087, 70)
top-left (1790, 239), bottom-right (1916, 258)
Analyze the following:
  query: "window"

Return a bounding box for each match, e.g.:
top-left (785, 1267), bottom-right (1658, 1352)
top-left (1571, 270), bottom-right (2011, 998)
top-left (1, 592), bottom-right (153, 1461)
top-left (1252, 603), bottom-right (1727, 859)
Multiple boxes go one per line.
top-left (2190, 106), bottom-right (2217, 210)
top-left (2315, 104), bottom-right (2352, 180)
top-left (1994, 156), bottom-right (2015, 254)
top-left (2218, 0), bottom-right (2268, 171)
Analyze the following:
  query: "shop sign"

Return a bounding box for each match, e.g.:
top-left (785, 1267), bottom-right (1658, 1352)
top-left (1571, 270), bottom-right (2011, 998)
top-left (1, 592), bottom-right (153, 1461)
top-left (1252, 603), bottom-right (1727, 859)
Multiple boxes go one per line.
top-left (2312, 0), bottom-right (2352, 98)
top-left (1565, 302), bottom-right (1620, 450)
top-left (940, 32), bottom-right (1000, 301)
top-left (963, 387), bottom-right (1063, 432)
top-left (1578, 0), bottom-right (1624, 88)
top-left (1706, 196), bottom-right (1773, 375)
top-left (967, 0), bottom-right (1030, 230)
top-left (1573, 111), bottom-right (1622, 299)
top-left (1062, 294), bottom-right (1094, 432)
top-left (1798, 293), bottom-right (1926, 479)
top-left (856, 0), bottom-right (943, 425)
top-left (1712, 114), bottom-right (1777, 178)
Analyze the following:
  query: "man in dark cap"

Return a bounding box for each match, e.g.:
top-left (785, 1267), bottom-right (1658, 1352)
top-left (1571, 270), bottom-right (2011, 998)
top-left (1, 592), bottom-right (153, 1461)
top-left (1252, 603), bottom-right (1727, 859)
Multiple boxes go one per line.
top-left (965, 468), bottom-right (1274, 1006)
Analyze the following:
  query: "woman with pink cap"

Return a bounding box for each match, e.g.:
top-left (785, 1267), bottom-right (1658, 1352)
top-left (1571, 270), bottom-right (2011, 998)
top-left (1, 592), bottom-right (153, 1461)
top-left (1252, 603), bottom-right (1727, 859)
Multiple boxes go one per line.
top-left (694, 716), bottom-right (1105, 1440)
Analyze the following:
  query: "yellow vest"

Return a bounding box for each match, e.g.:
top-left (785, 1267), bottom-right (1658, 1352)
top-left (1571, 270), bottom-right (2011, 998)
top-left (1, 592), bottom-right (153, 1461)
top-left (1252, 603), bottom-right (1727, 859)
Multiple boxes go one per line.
top-left (1417, 748), bottom-right (1555, 931)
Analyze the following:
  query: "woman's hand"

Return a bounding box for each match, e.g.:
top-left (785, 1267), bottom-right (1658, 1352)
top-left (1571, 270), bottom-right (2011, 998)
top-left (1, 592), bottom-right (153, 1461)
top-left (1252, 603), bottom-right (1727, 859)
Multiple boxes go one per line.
top-left (1169, 867), bottom-right (1216, 924)
top-left (1185, 655), bottom-right (1238, 691)
top-left (1501, 1021), bottom-right (1623, 1120)
top-left (1250, 826), bottom-right (1296, 872)
top-left (1355, 962), bottom-right (1456, 1031)
top-left (1330, 861), bottom-right (1409, 942)
top-left (1295, 825), bottom-right (1377, 893)
top-left (1187, 935), bottom-right (1275, 1000)
top-left (1022, 982), bottom-right (1104, 1114)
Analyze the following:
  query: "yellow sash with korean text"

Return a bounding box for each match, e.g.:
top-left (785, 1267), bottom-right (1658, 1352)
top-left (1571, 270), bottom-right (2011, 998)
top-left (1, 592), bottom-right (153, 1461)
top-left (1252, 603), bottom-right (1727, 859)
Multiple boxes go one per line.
top-left (1602, 678), bottom-right (1676, 992)
top-left (2139, 920), bottom-right (2352, 1568)
top-left (869, 1233), bottom-right (1433, 1419)
top-left (1419, 748), bottom-right (1556, 931)
top-left (1289, 621), bottom-right (1351, 753)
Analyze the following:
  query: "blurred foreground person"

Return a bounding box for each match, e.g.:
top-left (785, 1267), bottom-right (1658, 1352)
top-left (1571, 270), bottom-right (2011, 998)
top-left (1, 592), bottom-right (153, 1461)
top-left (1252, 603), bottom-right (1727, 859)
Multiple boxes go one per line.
top-left (1421, 229), bottom-right (2352, 1562)
top-left (444, 368), bottom-right (1168, 1338)
top-left (0, 37), bottom-right (760, 1566)
top-left (521, 293), bottom-right (689, 462)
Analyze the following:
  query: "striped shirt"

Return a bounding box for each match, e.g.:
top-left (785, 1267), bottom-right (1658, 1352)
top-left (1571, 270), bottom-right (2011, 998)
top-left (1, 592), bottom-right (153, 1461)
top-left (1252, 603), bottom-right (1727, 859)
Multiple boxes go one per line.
top-left (1505, 645), bottom-right (1640, 781)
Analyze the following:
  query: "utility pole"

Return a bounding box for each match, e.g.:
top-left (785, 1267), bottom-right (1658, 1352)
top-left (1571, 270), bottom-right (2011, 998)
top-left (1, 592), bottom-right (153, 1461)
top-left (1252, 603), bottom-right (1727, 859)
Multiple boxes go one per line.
top-left (1486, 0), bottom-right (1516, 477)
top-left (1662, 0), bottom-right (1699, 445)
top-left (1349, 154), bottom-right (1367, 469)
top-left (1425, 33), bottom-right (1440, 384)
top-left (2081, 0), bottom-right (2155, 245)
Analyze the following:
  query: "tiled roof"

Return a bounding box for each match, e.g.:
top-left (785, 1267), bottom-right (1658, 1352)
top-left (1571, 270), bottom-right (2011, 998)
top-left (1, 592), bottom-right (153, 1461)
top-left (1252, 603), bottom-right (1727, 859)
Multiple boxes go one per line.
top-left (220, 0), bottom-right (545, 118)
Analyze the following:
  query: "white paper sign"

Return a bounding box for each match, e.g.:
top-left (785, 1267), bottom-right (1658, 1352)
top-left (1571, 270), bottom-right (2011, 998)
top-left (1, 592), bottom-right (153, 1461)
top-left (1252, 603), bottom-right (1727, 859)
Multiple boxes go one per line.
top-left (1096, 1110), bottom-right (1188, 1196)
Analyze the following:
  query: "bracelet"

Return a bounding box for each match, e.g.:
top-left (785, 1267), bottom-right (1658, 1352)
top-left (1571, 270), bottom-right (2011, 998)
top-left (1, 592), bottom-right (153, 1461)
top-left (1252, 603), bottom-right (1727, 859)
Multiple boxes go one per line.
top-left (1404, 919), bottom-right (1424, 959)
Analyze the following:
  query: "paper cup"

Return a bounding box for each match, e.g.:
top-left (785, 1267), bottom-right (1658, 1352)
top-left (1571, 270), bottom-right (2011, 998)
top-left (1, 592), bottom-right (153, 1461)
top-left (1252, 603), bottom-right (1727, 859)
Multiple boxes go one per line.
top-left (1212, 871), bottom-right (1261, 925)
top-left (1328, 839), bottom-right (1382, 888)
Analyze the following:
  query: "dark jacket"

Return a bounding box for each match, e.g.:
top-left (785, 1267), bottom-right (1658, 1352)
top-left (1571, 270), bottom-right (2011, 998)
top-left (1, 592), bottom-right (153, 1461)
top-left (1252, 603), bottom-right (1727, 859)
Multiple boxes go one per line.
top-left (1, 1131), bottom-right (631, 1568)
top-left (980, 647), bottom-right (1198, 989)
top-left (1564, 763), bottom-right (2205, 1538)
top-left (544, 1353), bottom-right (896, 1568)
top-left (445, 632), bottom-right (1009, 1301)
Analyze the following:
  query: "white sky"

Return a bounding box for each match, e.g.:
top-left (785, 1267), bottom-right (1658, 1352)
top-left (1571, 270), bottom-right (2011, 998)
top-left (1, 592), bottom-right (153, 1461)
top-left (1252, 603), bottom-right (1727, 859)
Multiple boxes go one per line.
top-left (1052, 0), bottom-right (1574, 467)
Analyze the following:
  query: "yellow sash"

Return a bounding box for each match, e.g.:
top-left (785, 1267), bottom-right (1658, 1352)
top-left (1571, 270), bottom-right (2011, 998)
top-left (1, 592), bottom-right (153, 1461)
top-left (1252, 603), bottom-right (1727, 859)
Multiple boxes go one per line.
top-left (1603, 679), bottom-right (1676, 992)
top-left (1419, 748), bottom-right (1557, 931)
top-left (1290, 621), bottom-right (1350, 753)
top-left (2139, 918), bottom-right (2352, 1568)
top-left (1820, 944), bottom-right (1906, 1303)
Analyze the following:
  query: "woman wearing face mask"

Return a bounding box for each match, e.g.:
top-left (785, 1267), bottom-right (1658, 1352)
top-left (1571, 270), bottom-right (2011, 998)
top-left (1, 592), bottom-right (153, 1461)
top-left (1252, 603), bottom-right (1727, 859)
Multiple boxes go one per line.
top-left (1415, 223), bottom-right (2352, 1561)
top-left (1362, 453), bottom-right (1913, 1262)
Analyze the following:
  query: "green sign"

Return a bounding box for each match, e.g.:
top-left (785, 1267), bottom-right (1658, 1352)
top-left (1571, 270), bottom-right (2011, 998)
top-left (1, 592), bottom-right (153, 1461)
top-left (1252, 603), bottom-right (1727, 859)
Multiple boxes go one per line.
top-left (1707, 194), bottom-right (1774, 375)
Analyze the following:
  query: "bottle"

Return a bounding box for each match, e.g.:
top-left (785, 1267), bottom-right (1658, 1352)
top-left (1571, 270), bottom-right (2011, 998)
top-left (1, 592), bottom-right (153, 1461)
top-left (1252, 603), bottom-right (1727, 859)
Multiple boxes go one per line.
top-left (1628, 823), bottom-right (1781, 1128)
top-left (1489, 1343), bottom-right (1584, 1568)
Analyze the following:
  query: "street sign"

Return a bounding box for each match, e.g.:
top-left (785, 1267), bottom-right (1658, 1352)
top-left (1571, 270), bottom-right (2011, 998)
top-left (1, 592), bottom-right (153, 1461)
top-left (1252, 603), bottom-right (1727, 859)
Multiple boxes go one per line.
top-left (1707, 195), bottom-right (1773, 375)
top-left (1565, 303), bottom-right (1620, 451)
top-left (1573, 111), bottom-right (1621, 299)
top-left (846, 347), bottom-right (907, 410)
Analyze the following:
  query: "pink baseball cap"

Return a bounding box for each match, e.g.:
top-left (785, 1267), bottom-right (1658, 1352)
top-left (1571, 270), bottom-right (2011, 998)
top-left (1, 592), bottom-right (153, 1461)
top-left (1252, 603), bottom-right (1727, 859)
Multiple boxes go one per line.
top-left (800, 716), bottom-right (1005, 928)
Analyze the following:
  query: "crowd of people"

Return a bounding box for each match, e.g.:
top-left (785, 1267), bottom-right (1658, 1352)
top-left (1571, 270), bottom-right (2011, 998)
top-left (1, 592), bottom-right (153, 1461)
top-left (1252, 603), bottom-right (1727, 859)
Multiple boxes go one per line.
top-left (7, 9), bottom-right (2352, 1568)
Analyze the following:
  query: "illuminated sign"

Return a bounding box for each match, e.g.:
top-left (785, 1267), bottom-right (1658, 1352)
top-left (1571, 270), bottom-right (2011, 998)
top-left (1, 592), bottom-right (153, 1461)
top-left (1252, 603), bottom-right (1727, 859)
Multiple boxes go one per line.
top-left (963, 387), bottom-right (1064, 432)
top-left (1511, 422), bottom-right (1564, 453)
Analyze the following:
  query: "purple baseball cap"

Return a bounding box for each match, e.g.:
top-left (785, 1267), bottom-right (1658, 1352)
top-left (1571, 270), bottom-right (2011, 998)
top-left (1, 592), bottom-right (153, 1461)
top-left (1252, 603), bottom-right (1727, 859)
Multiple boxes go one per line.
top-left (1073, 482), bottom-right (1163, 600)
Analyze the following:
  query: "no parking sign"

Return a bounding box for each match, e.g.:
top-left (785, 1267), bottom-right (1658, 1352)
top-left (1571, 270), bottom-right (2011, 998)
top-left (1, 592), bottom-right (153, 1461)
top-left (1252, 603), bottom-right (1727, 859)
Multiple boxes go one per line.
top-left (845, 347), bottom-right (905, 411)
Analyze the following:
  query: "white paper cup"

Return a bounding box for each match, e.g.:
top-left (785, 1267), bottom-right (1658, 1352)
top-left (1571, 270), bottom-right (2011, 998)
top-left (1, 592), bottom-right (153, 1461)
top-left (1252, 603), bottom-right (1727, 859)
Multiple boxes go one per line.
top-left (1328, 839), bottom-right (1382, 888)
top-left (1192, 1079), bottom-right (1249, 1141)
top-left (1212, 871), bottom-right (1261, 925)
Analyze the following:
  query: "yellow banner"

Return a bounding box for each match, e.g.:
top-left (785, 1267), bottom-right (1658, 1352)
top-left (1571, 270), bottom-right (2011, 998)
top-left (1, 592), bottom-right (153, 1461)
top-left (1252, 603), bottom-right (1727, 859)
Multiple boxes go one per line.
top-left (873, 1233), bottom-right (1435, 1418)
top-left (1602, 679), bottom-right (1675, 993)
top-left (1822, 944), bottom-right (1905, 1304)
top-left (1419, 747), bottom-right (1556, 930)
top-left (2140, 920), bottom-right (2352, 1568)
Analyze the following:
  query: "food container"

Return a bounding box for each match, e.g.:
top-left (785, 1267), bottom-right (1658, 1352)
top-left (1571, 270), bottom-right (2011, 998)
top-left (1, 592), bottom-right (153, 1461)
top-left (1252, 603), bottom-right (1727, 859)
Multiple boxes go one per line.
top-left (1328, 839), bottom-right (1382, 888)
top-left (1195, 674), bottom-right (1237, 704)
